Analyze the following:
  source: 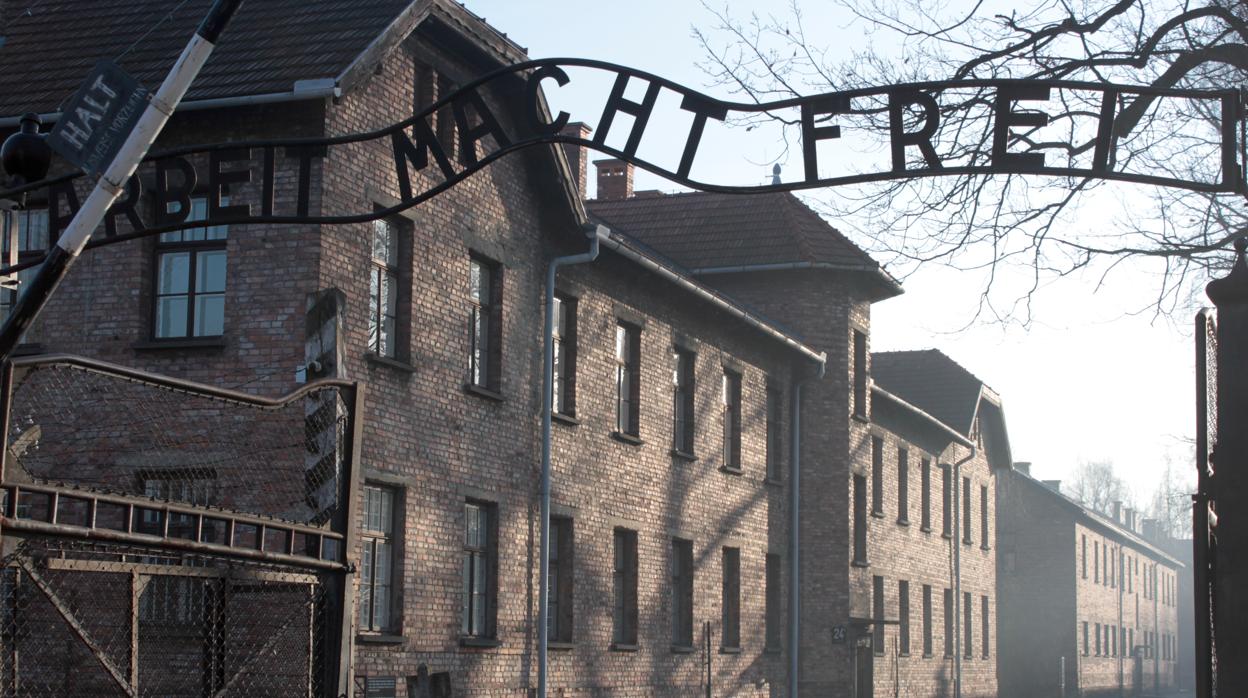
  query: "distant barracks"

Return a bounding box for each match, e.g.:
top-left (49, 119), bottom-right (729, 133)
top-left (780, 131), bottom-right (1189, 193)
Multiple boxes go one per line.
top-left (0, 0), bottom-right (1181, 696)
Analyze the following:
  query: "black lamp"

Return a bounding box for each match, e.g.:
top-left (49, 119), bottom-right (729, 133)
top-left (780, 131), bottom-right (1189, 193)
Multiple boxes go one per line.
top-left (1, 113), bottom-right (52, 188)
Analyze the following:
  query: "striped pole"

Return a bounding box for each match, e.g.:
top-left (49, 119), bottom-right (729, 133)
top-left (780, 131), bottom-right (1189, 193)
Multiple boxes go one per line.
top-left (0, 0), bottom-right (246, 360)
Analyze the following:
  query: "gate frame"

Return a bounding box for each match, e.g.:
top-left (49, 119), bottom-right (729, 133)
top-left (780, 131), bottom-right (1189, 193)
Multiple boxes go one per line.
top-left (0, 353), bottom-right (364, 697)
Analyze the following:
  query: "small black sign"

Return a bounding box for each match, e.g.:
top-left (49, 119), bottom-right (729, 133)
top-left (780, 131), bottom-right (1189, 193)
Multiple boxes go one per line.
top-left (831, 625), bottom-right (848, 644)
top-left (48, 60), bottom-right (149, 176)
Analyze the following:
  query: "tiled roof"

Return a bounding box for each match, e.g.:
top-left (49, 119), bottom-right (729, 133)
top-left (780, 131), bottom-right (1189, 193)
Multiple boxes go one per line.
top-left (0, 0), bottom-right (415, 117)
top-left (585, 191), bottom-right (897, 290)
top-left (870, 349), bottom-right (991, 437)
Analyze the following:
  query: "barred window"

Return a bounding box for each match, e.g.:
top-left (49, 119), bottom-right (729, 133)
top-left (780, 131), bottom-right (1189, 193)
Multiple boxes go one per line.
top-left (920, 458), bottom-right (932, 531)
top-left (672, 348), bottom-right (695, 454)
top-left (899, 580), bottom-right (911, 655)
top-left (612, 528), bottom-right (638, 646)
top-left (468, 256), bottom-right (501, 390)
top-left (897, 447), bottom-right (909, 524)
top-left (871, 436), bottom-right (884, 515)
top-left (360, 485), bottom-right (397, 632)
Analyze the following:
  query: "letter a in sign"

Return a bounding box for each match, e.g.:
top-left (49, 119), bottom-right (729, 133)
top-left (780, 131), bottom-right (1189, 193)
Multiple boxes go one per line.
top-left (48, 60), bottom-right (149, 176)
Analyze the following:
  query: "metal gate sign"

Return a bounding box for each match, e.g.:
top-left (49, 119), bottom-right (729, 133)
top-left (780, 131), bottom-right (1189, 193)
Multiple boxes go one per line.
top-left (47, 60), bottom-right (149, 176)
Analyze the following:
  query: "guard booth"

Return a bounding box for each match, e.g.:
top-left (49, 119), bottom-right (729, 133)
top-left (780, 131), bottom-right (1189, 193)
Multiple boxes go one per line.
top-left (0, 354), bottom-right (362, 697)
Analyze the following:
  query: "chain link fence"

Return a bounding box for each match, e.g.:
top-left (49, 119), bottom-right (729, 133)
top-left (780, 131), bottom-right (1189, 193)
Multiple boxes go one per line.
top-left (0, 537), bottom-right (332, 697)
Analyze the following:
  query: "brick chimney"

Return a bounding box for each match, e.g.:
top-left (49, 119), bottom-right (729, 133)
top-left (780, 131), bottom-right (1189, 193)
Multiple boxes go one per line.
top-left (1014, 461), bottom-right (1032, 477)
top-left (1042, 480), bottom-right (1062, 494)
top-left (1142, 518), bottom-right (1158, 541)
top-left (1112, 500), bottom-right (1123, 523)
top-left (594, 158), bottom-right (633, 200)
top-left (1125, 507), bottom-right (1136, 531)
top-left (558, 122), bottom-right (592, 199)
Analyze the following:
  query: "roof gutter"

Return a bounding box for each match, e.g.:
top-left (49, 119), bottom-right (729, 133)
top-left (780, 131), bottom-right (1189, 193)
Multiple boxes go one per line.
top-left (595, 229), bottom-right (826, 367)
top-left (0, 81), bottom-right (341, 128)
top-left (871, 384), bottom-right (974, 448)
top-left (691, 260), bottom-right (904, 297)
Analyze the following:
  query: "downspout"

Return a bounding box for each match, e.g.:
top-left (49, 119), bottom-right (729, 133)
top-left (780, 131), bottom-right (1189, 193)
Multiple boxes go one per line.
top-left (790, 359), bottom-right (826, 698)
top-left (952, 446), bottom-right (976, 698)
top-left (538, 223), bottom-right (603, 698)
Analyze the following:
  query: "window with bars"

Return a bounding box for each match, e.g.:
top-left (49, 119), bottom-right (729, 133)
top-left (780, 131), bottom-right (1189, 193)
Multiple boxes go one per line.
top-left (1083, 621), bottom-right (1089, 656)
top-left (137, 469), bottom-right (217, 625)
top-left (943, 588), bottom-right (953, 658)
top-left (962, 476), bottom-right (973, 545)
top-left (942, 465), bottom-right (952, 538)
top-left (0, 207), bottom-right (49, 336)
top-left (721, 547), bottom-right (740, 649)
top-left (462, 501), bottom-right (497, 639)
top-left (897, 447), bottom-right (909, 524)
top-left (672, 348), bottom-right (695, 455)
top-left (1082, 535), bottom-right (1088, 579)
top-left (548, 517), bottom-right (574, 643)
top-left (871, 436), bottom-right (884, 515)
top-left (368, 218), bottom-right (406, 359)
top-left (613, 528), bottom-right (638, 646)
top-left (615, 322), bottom-right (641, 437)
top-left (154, 196), bottom-right (227, 339)
top-left (853, 474), bottom-right (868, 565)
top-left (671, 538), bottom-right (694, 647)
top-left (721, 369), bottom-right (742, 471)
top-left (922, 584), bottom-right (933, 657)
top-left (468, 256), bottom-right (502, 391)
top-left (920, 458), bottom-right (932, 531)
top-left (852, 329), bottom-right (867, 419)
top-left (552, 295), bottom-right (577, 417)
top-left (899, 580), bottom-right (910, 656)
top-left (766, 388), bottom-right (783, 481)
top-left (360, 485), bottom-right (397, 633)
top-left (980, 485), bottom-right (989, 548)
top-left (765, 554), bottom-right (781, 650)
top-left (963, 591), bottom-right (973, 659)
top-left (872, 575), bottom-right (885, 655)
top-left (981, 595), bottom-right (989, 658)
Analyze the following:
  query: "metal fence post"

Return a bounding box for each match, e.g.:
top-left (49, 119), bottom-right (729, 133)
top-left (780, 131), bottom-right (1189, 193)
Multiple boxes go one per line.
top-left (1204, 237), bottom-right (1248, 697)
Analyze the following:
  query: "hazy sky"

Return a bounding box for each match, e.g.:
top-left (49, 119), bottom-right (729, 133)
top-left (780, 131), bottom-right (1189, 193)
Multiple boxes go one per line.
top-left (463, 0), bottom-right (1202, 503)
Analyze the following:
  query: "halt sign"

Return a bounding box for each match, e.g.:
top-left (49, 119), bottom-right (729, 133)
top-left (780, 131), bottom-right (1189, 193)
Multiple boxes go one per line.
top-left (48, 60), bottom-right (149, 176)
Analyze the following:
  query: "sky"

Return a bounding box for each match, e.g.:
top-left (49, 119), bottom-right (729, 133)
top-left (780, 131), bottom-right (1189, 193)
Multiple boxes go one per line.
top-left (462, 0), bottom-right (1203, 505)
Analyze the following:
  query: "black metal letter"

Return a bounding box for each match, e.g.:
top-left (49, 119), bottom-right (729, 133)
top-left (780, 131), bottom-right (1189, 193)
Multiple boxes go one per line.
top-left (391, 121), bottom-right (456, 201)
top-left (992, 86), bottom-right (1050, 171)
top-left (526, 66), bottom-right (571, 137)
top-left (889, 91), bottom-right (942, 171)
top-left (801, 95), bottom-right (850, 182)
top-left (103, 174), bottom-right (144, 238)
top-left (47, 179), bottom-right (81, 236)
top-left (676, 94), bottom-right (728, 179)
top-left (452, 88), bottom-right (513, 166)
top-left (285, 145), bottom-right (327, 219)
top-left (593, 73), bottom-right (661, 158)
top-left (208, 148), bottom-right (252, 221)
top-left (153, 156), bottom-right (197, 226)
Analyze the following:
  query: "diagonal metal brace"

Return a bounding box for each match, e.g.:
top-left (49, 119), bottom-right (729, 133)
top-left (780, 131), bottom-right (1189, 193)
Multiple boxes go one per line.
top-left (16, 557), bottom-right (136, 696)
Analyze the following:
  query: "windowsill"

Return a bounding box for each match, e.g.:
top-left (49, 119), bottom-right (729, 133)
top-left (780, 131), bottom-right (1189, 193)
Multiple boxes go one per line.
top-left (899, 652), bottom-right (911, 657)
top-left (922, 653), bottom-right (933, 659)
top-left (459, 636), bottom-right (501, 648)
top-left (552, 412), bottom-right (580, 427)
top-left (920, 525), bottom-right (932, 533)
top-left (547, 641), bottom-right (575, 651)
top-left (463, 383), bottom-right (504, 402)
top-left (356, 633), bottom-right (405, 645)
top-left (851, 559), bottom-right (870, 568)
top-left (719, 465), bottom-right (743, 476)
top-left (133, 337), bottom-right (226, 351)
top-left (765, 477), bottom-right (783, 487)
top-left (897, 518), bottom-right (911, 527)
top-left (963, 539), bottom-right (973, 546)
top-left (852, 413), bottom-right (870, 424)
top-left (764, 646), bottom-right (782, 655)
top-left (671, 449), bottom-right (697, 462)
top-left (365, 353), bottom-right (417, 373)
top-left (610, 642), bottom-right (639, 652)
top-left (870, 511), bottom-right (886, 519)
top-left (671, 644), bottom-right (696, 654)
top-left (942, 533), bottom-right (953, 540)
top-left (720, 646), bottom-right (742, 655)
top-left (611, 431), bottom-right (644, 446)
top-left (980, 545), bottom-right (991, 551)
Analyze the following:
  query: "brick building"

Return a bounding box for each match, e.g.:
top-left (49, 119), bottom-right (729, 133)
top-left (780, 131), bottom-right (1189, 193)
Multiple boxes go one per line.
top-left (588, 188), bottom-right (1012, 697)
top-left (0, 1), bottom-right (825, 696)
top-left (996, 466), bottom-right (1183, 698)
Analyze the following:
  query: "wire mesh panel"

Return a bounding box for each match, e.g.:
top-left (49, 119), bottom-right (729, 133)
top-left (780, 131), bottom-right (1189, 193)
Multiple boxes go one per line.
top-left (4, 358), bottom-right (350, 525)
top-left (0, 538), bottom-right (331, 697)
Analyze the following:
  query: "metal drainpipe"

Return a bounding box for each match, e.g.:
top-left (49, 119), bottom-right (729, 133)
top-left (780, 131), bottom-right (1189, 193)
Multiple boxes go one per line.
top-left (952, 447), bottom-right (976, 698)
top-left (789, 360), bottom-right (825, 698)
top-left (538, 224), bottom-right (603, 698)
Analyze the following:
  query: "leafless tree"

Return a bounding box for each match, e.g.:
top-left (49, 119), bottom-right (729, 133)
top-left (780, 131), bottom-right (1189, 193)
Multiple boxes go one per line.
top-left (1068, 459), bottom-right (1133, 515)
top-left (695, 0), bottom-right (1248, 322)
top-left (1143, 458), bottom-right (1196, 538)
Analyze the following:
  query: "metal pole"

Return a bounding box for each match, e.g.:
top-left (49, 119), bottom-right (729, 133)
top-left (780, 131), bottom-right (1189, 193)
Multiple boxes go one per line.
top-left (1194, 308), bottom-right (1214, 698)
top-left (537, 226), bottom-right (600, 698)
top-left (0, 0), bottom-right (247, 361)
